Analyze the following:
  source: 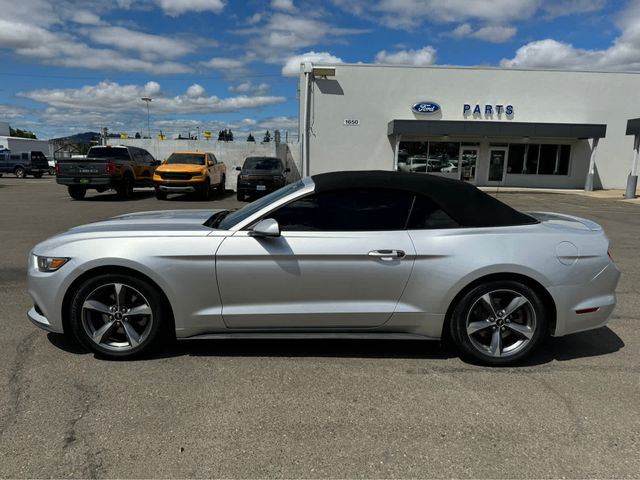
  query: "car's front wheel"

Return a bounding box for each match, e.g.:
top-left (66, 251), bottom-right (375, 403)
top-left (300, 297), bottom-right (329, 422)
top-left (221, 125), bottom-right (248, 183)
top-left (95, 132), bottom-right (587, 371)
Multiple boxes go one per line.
top-left (69, 274), bottom-right (167, 358)
top-left (449, 280), bottom-right (547, 366)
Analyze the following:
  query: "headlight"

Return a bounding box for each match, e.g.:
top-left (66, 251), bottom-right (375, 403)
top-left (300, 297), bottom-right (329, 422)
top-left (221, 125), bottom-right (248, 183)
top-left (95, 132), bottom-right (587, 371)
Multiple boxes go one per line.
top-left (36, 256), bottom-right (70, 272)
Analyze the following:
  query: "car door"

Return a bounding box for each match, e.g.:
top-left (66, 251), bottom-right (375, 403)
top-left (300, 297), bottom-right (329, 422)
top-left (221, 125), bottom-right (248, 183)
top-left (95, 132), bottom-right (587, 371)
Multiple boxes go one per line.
top-left (207, 153), bottom-right (220, 185)
top-left (215, 188), bottom-right (417, 329)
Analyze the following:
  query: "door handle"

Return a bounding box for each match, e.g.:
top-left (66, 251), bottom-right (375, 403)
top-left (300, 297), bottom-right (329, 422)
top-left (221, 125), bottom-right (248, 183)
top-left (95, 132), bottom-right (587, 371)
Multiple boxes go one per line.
top-left (368, 250), bottom-right (406, 261)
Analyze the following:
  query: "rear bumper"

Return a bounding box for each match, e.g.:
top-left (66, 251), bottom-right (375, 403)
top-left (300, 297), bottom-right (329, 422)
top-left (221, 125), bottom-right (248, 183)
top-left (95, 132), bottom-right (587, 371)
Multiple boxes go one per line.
top-left (549, 262), bottom-right (621, 336)
top-left (57, 177), bottom-right (114, 187)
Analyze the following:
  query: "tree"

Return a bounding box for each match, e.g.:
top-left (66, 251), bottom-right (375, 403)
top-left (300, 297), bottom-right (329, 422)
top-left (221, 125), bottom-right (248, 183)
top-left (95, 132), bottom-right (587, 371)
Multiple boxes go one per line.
top-left (135, 132), bottom-right (141, 139)
top-left (218, 130), bottom-right (225, 141)
top-left (263, 130), bottom-right (271, 143)
top-left (247, 133), bottom-right (255, 142)
top-left (227, 129), bottom-right (234, 141)
top-left (9, 127), bottom-right (37, 139)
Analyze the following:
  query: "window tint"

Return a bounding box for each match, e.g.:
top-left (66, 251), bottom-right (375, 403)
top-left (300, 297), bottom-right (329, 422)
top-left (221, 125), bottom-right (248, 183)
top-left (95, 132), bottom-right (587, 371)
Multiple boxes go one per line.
top-left (22, 153), bottom-right (29, 160)
top-left (269, 188), bottom-right (413, 231)
top-left (507, 145), bottom-right (525, 174)
top-left (88, 147), bottom-right (130, 159)
top-left (407, 196), bottom-right (460, 229)
top-left (538, 144), bottom-right (558, 174)
top-left (557, 145), bottom-right (571, 175)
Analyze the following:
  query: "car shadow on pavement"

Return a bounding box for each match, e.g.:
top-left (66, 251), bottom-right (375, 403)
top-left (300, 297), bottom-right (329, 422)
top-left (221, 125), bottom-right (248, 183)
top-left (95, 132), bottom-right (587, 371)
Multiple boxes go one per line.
top-left (46, 326), bottom-right (624, 365)
top-left (78, 190), bottom-right (155, 202)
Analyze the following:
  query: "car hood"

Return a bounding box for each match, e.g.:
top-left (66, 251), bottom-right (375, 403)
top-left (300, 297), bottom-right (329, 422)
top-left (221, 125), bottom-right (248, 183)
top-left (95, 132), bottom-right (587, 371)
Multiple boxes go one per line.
top-left (241, 169), bottom-right (282, 176)
top-left (156, 164), bottom-right (205, 173)
top-left (32, 209), bottom-right (225, 253)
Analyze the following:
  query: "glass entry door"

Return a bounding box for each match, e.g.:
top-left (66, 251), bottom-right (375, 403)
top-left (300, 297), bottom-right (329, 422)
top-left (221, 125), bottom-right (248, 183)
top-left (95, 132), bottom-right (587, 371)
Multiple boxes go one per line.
top-left (459, 146), bottom-right (478, 182)
top-left (488, 148), bottom-right (508, 182)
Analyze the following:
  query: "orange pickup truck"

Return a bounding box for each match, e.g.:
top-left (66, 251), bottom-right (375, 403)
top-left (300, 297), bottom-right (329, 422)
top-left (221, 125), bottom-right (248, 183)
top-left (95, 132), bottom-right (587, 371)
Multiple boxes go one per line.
top-left (153, 151), bottom-right (226, 200)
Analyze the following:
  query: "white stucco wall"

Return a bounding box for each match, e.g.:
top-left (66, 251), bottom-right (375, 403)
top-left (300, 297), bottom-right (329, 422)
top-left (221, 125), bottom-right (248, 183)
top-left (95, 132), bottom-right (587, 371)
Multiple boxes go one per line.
top-left (0, 136), bottom-right (53, 157)
top-left (301, 64), bottom-right (640, 189)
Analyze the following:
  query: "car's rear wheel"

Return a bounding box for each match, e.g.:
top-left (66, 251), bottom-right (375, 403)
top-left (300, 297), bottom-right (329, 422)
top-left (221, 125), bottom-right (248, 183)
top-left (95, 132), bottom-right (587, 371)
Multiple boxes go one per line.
top-left (117, 175), bottom-right (134, 199)
top-left (450, 280), bottom-right (546, 366)
top-left (49, 167), bottom-right (55, 175)
top-left (69, 274), bottom-right (166, 358)
top-left (14, 167), bottom-right (26, 178)
top-left (68, 186), bottom-right (87, 200)
top-left (33, 172), bottom-right (43, 178)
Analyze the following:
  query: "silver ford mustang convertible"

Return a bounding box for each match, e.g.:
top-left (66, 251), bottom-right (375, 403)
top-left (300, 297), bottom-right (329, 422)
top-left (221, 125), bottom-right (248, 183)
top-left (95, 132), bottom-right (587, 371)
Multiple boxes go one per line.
top-left (27, 171), bottom-right (620, 365)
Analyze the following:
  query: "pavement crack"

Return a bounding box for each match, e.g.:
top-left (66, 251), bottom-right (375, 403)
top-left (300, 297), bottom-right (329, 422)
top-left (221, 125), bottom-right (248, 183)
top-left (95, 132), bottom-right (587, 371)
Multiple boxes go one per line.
top-left (0, 331), bottom-right (38, 438)
top-left (61, 382), bottom-right (104, 479)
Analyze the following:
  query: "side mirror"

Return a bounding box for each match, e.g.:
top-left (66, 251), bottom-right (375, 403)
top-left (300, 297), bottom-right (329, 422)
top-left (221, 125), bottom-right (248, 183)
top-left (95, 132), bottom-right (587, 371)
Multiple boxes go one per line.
top-left (235, 166), bottom-right (242, 171)
top-left (249, 218), bottom-right (280, 238)
top-left (284, 168), bottom-right (291, 173)
top-left (208, 160), bottom-right (214, 167)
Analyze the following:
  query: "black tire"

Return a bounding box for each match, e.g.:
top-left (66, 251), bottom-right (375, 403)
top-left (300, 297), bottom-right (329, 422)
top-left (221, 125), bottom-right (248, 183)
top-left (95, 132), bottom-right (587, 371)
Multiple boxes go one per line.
top-left (33, 172), bottom-right (43, 178)
top-left (117, 175), bottom-right (134, 199)
top-left (68, 185), bottom-right (87, 200)
top-left (14, 167), bottom-right (26, 179)
top-left (216, 176), bottom-right (225, 195)
top-left (69, 273), bottom-right (168, 358)
top-left (236, 190), bottom-right (244, 202)
top-left (155, 188), bottom-right (167, 200)
top-left (199, 179), bottom-right (210, 200)
top-left (449, 280), bottom-right (547, 366)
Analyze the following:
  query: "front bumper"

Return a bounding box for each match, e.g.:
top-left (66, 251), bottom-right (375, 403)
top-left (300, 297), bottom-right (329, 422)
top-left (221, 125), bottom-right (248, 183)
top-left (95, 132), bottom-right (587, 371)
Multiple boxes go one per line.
top-left (28, 306), bottom-right (61, 333)
top-left (155, 181), bottom-right (205, 193)
top-left (549, 262), bottom-right (621, 336)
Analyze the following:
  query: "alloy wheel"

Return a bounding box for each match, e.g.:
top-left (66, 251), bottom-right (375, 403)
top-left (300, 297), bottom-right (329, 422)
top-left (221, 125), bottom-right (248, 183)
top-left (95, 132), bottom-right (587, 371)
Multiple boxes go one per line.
top-left (81, 282), bottom-right (154, 352)
top-left (465, 289), bottom-right (536, 358)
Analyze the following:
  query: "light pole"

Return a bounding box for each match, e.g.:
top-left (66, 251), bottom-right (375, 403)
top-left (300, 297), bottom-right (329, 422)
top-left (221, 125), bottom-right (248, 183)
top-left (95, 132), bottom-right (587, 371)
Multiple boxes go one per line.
top-left (141, 97), bottom-right (152, 139)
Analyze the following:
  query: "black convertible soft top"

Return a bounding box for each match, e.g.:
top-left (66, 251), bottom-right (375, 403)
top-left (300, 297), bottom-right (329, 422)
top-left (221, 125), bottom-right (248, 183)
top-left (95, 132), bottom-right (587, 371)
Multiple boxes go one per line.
top-left (311, 170), bottom-right (537, 228)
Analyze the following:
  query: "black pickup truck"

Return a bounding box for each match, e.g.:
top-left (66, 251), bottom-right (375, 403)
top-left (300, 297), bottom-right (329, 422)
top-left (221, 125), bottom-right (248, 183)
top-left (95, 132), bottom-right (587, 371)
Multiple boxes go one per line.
top-left (56, 145), bottom-right (159, 200)
top-left (0, 150), bottom-right (50, 178)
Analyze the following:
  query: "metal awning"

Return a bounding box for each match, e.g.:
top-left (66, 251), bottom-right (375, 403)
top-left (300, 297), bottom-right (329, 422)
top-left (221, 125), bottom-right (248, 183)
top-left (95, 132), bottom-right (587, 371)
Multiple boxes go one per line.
top-left (626, 118), bottom-right (640, 135)
top-left (387, 120), bottom-right (607, 139)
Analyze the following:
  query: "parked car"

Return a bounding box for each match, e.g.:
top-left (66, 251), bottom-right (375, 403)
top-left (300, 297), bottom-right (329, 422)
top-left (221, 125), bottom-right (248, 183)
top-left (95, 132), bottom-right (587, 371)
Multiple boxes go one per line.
top-left (27, 171), bottom-right (620, 365)
top-left (0, 150), bottom-right (50, 178)
top-left (153, 151), bottom-right (226, 200)
top-left (56, 145), bottom-right (159, 200)
top-left (236, 156), bottom-right (290, 201)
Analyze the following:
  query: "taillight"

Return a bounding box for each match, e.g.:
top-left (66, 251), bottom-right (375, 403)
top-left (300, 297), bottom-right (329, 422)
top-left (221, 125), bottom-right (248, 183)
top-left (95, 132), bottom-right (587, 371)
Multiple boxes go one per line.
top-left (106, 162), bottom-right (116, 174)
top-left (55, 163), bottom-right (60, 176)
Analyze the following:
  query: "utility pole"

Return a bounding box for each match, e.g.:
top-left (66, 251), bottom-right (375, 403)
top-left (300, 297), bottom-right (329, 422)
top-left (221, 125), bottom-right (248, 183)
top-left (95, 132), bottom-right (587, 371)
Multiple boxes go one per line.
top-left (141, 97), bottom-right (152, 139)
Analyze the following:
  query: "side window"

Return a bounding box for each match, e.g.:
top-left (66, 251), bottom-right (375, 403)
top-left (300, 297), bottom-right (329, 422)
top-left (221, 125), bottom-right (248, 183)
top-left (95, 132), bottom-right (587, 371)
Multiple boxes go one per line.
top-left (407, 195), bottom-right (460, 229)
top-left (145, 153), bottom-right (155, 164)
top-left (22, 153), bottom-right (29, 160)
top-left (268, 188), bottom-right (414, 231)
top-left (209, 154), bottom-right (217, 164)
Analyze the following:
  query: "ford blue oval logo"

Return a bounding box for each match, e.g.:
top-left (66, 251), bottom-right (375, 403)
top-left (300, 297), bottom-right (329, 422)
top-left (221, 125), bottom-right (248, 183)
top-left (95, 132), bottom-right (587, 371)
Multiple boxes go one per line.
top-left (412, 101), bottom-right (440, 114)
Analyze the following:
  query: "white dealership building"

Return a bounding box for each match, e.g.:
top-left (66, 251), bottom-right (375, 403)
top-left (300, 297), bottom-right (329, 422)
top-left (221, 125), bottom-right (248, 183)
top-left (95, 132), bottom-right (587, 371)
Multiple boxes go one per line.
top-left (298, 63), bottom-right (640, 191)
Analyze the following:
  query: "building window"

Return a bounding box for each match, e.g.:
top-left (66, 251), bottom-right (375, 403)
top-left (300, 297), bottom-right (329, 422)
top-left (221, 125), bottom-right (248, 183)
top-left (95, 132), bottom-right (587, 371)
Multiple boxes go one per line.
top-left (507, 143), bottom-right (571, 175)
top-left (398, 141), bottom-right (460, 173)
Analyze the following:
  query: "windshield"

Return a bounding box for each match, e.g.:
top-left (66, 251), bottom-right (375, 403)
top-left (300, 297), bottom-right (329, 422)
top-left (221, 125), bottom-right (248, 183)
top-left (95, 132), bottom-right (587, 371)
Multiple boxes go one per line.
top-left (243, 157), bottom-right (282, 171)
top-left (87, 147), bottom-right (129, 159)
top-left (217, 180), bottom-right (306, 230)
top-left (166, 153), bottom-right (206, 165)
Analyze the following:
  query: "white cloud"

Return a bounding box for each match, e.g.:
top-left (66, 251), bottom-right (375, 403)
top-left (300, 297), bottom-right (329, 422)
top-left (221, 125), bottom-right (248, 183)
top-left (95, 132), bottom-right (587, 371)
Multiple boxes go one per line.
top-left (239, 13), bottom-right (365, 64)
top-left (451, 23), bottom-right (517, 43)
top-left (333, 0), bottom-right (605, 29)
top-left (271, 0), bottom-right (295, 11)
top-left (374, 46), bottom-right (437, 66)
top-left (71, 11), bottom-right (103, 25)
top-left (86, 26), bottom-right (195, 60)
top-left (282, 51), bottom-right (344, 76)
top-left (19, 81), bottom-right (287, 115)
top-left (228, 81), bottom-right (270, 95)
top-left (156, 0), bottom-right (225, 16)
top-left (500, 3), bottom-right (640, 71)
top-left (0, 104), bottom-right (27, 118)
top-left (200, 57), bottom-right (246, 70)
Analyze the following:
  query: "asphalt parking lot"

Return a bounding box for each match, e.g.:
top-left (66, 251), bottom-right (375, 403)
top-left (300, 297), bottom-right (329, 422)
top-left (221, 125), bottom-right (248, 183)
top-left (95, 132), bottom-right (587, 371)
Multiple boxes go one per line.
top-left (0, 177), bottom-right (638, 478)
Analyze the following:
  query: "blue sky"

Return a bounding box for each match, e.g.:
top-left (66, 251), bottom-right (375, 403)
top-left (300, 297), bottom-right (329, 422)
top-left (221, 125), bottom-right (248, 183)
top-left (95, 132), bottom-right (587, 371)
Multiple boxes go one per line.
top-left (0, 0), bottom-right (637, 139)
